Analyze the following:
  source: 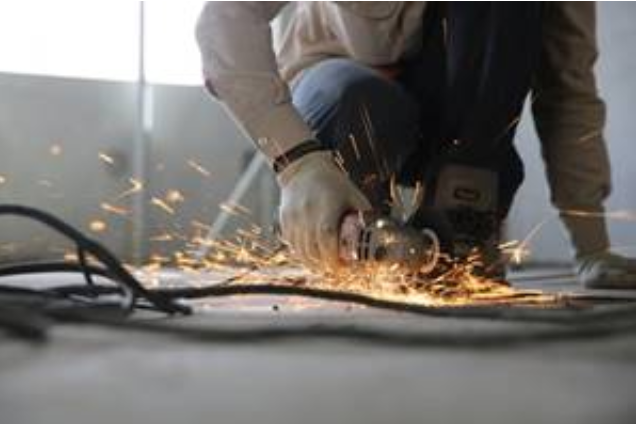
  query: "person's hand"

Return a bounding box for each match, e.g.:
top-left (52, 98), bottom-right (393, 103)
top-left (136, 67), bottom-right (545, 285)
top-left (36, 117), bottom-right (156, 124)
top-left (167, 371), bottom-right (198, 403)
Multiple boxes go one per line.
top-left (278, 151), bottom-right (371, 270)
top-left (575, 251), bottom-right (636, 289)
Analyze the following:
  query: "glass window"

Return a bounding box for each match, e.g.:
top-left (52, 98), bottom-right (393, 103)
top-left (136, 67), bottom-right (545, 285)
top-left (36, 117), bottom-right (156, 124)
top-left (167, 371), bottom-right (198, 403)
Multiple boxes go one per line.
top-left (0, 3), bottom-right (139, 81)
top-left (144, 3), bottom-right (205, 86)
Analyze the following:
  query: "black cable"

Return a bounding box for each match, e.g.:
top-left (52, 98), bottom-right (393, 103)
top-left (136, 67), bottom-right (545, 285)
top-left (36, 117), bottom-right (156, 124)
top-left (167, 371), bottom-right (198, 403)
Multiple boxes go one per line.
top-left (153, 283), bottom-right (636, 325)
top-left (0, 205), bottom-right (189, 315)
top-left (3, 252), bottom-right (636, 325)
top-left (76, 246), bottom-right (96, 288)
top-left (2, 204), bottom-right (636, 348)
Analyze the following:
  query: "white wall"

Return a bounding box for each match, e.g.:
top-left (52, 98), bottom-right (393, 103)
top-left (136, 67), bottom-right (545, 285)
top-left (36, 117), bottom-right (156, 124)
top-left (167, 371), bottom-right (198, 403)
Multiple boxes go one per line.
top-left (0, 74), bottom-right (260, 262)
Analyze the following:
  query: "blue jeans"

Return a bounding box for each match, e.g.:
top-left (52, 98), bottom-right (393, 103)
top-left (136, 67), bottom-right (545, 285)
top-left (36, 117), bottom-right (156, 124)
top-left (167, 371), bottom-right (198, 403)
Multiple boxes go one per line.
top-left (291, 58), bottom-right (525, 217)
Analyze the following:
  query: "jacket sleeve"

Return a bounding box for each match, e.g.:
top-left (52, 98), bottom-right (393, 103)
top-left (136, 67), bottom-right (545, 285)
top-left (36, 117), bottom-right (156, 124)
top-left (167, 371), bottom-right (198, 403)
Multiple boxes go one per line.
top-left (532, 1), bottom-right (612, 258)
top-left (195, 2), bottom-right (315, 162)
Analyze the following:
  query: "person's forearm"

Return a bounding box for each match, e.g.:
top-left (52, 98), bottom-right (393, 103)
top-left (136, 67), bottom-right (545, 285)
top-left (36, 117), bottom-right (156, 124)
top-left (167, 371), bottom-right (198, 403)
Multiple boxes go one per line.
top-left (196, 2), bottom-right (314, 162)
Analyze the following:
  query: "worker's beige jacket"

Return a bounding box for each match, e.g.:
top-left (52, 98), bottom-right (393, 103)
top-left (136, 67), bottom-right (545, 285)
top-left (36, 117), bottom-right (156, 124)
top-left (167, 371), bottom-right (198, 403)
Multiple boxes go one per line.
top-left (196, 1), bottom-right (611, 256)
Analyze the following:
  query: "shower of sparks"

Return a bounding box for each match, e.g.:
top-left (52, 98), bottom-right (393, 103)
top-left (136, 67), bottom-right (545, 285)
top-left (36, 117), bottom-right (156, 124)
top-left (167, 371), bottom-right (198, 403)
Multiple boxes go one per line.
top-left (89, 219), bottom-right (107, 233)
top-left (120, 198), bottom-right (555, 308)
top-left (360, 104), bottom-right (390, 181)
top-left (151, 197), bottom-right (176, 215)
top-left (115, 178), bottom-right (144, 201)
top-left (187, 159), bottom-right (211, 178)
top-left (100, 202), bottom-right (129, 217)
top-left (98, 152), bottom-right (115, 166)
top-left (21, 136), bottom-right (636, 309)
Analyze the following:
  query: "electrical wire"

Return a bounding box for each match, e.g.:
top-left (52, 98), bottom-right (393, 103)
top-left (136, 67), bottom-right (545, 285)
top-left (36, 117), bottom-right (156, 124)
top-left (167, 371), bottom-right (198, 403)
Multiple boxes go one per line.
top-left (0, 204), bottom-right (189, 314)
top-left (3, 259), bottom-right (635, 325)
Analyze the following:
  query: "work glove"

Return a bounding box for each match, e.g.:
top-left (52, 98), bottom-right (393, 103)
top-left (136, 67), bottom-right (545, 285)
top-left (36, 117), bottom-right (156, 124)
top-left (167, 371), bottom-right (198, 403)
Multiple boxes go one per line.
top-left (277, 151), bottom-right (371, 270)
top-left (575, 251), bottom-right (636, 289)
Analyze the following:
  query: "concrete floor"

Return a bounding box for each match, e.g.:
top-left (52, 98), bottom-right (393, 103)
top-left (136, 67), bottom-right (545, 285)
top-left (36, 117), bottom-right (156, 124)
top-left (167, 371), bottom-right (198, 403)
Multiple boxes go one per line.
top-left (1, 270), bottom-right (636, 424)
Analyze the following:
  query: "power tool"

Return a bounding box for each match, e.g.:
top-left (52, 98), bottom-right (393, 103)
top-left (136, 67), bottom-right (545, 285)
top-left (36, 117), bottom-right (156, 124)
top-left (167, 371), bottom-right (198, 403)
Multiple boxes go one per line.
top-left (338, 210), bottom-right (448, 275)
top-left (338, 164), bottom-right (500, 275)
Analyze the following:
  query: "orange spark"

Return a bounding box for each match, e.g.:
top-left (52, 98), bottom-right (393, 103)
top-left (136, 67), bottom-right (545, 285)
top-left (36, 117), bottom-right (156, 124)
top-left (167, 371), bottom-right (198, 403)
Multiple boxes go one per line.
top-left (115, 178), bottom-right (144, 200)
top-left (149, 233), bottom-right (174, 242)
top-left (187, 160), bottom-right (211, 178)
top-left (99, 152), bottom-right (115, 165)
top-left (220, 202), bottom-right (252, 217)
top-left (348, 134), bottom-right (361, 161)
top-left (165, 189), bottom-right (185, 204)
top-left (100, 202), bottom-right (130, 216)
top-left (151, 197), bottom-right (176, 215)
top-left (191, 220), bottom-right (212, 231)
top-left (89, 219), bottom-right (107, 233)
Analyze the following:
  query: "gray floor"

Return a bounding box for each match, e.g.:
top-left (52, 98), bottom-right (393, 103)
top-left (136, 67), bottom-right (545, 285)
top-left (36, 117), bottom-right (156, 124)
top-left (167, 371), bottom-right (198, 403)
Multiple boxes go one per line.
top-left (1, 270), bottom-right (636, 424)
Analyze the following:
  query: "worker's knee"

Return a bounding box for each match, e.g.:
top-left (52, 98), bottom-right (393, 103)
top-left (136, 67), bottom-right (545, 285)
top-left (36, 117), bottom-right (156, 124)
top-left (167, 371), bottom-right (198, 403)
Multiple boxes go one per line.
top-left (292, 58), bottom-right (419, 146)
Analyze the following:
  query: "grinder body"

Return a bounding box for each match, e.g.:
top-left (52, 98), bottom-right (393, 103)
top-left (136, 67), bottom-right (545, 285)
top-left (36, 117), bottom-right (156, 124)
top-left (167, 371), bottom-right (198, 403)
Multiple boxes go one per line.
top-left (338, 211), bottom-right (443, 274)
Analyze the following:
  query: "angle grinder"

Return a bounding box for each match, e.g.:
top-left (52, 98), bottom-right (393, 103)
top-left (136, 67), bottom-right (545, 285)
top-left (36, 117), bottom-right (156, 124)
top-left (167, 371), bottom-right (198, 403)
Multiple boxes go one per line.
top-left (338, 210), bottom-right (452, 274)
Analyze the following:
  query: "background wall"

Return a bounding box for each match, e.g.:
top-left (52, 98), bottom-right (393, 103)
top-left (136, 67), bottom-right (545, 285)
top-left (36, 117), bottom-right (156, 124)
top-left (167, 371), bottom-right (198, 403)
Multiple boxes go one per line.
top-left (0, 2), bottom-right (635, 265)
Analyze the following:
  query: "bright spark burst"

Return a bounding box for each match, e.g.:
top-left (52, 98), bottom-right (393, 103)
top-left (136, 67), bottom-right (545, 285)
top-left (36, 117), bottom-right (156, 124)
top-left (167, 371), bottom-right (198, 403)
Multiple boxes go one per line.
top-left (30, 140), bottom-right (636, 309)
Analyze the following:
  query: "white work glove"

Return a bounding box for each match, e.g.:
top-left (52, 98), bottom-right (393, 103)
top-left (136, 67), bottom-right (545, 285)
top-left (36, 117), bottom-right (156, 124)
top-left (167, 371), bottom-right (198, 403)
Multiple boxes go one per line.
top-left (277, 151), bottom-right (371, 270)
top-left (575, 251), bottom-right (636, 289)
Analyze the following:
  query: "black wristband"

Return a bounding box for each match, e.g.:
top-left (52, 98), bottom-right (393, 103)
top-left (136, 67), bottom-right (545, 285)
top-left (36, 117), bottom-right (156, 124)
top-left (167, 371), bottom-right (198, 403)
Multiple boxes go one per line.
top-left (272, 139), bottom-right (329, 174)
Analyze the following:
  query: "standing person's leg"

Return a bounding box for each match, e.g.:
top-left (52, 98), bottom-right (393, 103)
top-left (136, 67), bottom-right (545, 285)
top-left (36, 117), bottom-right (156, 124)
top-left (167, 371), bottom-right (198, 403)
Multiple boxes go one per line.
top-left (291, 58), bottom-right (423, 210)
